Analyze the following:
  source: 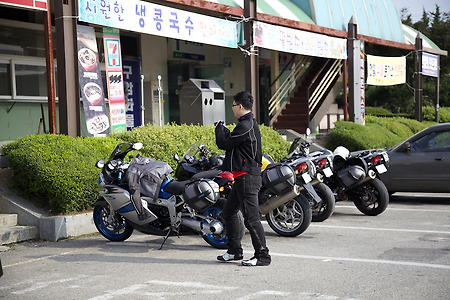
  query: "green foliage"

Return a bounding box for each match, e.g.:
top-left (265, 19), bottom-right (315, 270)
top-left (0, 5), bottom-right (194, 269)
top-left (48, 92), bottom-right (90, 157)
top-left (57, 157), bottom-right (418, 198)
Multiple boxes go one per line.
top-left (365, 106), bottom-right (393, 117)
top-left (325, 116), bottom-right (432, 152)
top-left (422, 106), bottom-right (450, 122)
top-left (3, 125), bottom-right (289, 214)
top-left (3, 134), bottom-right (121, 214)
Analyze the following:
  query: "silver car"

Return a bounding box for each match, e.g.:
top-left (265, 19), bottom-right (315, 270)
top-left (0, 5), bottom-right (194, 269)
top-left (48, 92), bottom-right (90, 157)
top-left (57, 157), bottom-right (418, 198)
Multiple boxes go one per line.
top-left (380, 123), bottom-right (450, 193)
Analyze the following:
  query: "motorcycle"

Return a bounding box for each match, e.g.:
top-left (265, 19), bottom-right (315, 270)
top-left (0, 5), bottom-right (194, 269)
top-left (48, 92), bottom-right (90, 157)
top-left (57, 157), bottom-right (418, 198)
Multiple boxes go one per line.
top-left (175, 142), bottom-right (313, 237)
top-left (93, 142), bottom-right (238, 249)
top-left (288, 137), bottom-right (336, 222)
top-left (326, 146), bottom-right (390, 216)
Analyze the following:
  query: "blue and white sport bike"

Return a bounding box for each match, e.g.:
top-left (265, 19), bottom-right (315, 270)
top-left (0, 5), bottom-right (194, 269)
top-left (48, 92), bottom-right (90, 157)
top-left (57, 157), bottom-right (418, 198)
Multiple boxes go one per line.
top-left (93, 142), bottom-right (236, 249)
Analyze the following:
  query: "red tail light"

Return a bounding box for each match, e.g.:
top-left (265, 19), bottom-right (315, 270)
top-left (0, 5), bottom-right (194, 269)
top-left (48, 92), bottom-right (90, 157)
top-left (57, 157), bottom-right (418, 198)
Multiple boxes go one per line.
top-left (317, 158), bottom-right (328, 168)
top-left (295, 162), bottom-right (308, 174)
top-left (371, 156), bottom-right (381, 165)
top-left (219, 171), bottom-right (234, 181)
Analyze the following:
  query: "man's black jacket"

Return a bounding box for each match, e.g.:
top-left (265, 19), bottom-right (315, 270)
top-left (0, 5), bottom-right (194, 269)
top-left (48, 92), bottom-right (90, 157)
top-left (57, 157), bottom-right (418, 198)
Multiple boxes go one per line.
top-left (215, 112), bottom-right (262, 175)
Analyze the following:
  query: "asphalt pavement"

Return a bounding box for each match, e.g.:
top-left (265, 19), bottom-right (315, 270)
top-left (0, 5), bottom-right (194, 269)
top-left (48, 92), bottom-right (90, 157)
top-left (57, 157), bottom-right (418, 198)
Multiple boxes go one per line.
top-left (0, 192), bottom-right (449, 300)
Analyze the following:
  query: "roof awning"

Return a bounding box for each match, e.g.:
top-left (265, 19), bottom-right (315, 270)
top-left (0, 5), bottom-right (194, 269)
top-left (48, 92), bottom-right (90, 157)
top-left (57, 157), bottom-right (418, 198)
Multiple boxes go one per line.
top-left (402, 24), bottom-right (447, 56)
top-left (207, 0), bottom-right (315, 24)
top-left (402, 24), bottom-right (439, 49)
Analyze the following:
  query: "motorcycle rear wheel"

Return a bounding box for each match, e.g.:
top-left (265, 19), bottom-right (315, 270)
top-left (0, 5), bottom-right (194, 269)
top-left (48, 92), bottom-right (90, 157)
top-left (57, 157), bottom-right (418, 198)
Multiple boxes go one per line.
top-left (311, 183), bottom-right (336, 222)
top-left (200, 206), bottom-right (244, 249)
top-left (351, 178), bottom-right (389, 216)
top-left (93, 201), bottom-right (134, 241)
top-left (265, 194), bottom-right (312, 237)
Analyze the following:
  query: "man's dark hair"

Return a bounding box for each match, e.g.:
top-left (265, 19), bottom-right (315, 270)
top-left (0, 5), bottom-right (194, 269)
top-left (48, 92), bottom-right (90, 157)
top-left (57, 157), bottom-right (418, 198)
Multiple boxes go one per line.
top-left (234, 91), bottom-right (253, 110)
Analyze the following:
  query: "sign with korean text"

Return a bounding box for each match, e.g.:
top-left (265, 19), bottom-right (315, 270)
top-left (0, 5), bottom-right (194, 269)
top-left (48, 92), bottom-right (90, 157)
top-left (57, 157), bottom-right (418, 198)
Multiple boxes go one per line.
top-left (0, 0), bottom-right (47, 11)
top-left (367, 55), bottom-right (406, 86)
top-left (76, 25), bottom-right (110, 137)
top-left (103, 27), bottom-right (127, 133)
top-left (123, 60), bottom-right (141, 129)
top-left (78, 0), bottom-right (237, 48)
top-left (253, 21), bottom-right (347, 60)
top-left (422, 52), bottom-right (439, 77)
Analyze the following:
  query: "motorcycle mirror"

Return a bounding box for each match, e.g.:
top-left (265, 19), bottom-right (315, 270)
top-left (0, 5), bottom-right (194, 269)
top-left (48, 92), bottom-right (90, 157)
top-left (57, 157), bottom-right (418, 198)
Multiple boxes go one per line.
top-left (133, 143), bottom-right (143, 150)
top-left (305, 128), bottom-right (311, 136)
top-left (174, 153), bottom-right (179, 162)
top-left (96, 160), bottom-right (105, 169)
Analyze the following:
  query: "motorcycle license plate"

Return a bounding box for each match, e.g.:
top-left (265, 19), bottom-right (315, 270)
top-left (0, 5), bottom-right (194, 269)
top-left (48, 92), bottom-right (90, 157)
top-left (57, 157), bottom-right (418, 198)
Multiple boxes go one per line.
top-left (376, 164), bottom-right (388, 174)
top-left (302, 173), bottom-right (312, 184)
top-left (323, 167), bottom-right (333, 177)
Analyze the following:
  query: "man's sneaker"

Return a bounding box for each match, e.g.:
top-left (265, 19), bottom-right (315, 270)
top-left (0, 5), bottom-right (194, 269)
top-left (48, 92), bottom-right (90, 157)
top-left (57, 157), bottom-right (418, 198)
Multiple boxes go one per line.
top-left (242, 257), bottom-right (271, 266)
top-left (217, 253), bottom-right (243, 262)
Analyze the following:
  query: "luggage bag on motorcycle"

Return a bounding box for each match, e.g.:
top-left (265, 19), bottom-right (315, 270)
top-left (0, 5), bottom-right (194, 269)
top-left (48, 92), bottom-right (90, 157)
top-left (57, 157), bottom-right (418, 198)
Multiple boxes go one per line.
top-left (183, 179), bottom-right (220, 211)
top-left (337, 165), bottom-right (366, 189)
top-left (262, 163), bottom-right (296, 194)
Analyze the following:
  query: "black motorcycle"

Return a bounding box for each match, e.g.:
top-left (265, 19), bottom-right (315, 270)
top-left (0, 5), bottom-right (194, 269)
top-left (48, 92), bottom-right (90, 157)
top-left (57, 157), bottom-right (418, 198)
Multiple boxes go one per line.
top-left (93, 142), bottom-right (239, 249)
top-left (175, 142), bottom-right (313, 237)
top-left (287, 137), bottom-right (336, 222)
top-left (325, 146), bottom-right (390, 216)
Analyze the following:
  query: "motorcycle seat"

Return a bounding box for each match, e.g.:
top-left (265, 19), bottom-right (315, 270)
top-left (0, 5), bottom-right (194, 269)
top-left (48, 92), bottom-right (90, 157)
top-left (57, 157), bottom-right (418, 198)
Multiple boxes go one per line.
top-left (163, 180), bottom-right (188, 195)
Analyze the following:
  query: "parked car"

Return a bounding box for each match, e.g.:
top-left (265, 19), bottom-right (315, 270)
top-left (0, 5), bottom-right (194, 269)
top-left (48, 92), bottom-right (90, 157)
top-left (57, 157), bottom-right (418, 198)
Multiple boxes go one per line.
top-left (380, 123), bottom-right (450, 193)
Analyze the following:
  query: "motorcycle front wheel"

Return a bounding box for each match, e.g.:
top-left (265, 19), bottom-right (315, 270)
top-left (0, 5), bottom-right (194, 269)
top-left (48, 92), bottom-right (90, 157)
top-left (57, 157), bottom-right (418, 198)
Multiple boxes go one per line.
top-left (350, 178), bottom-right (389, 216)
top-left (93, 200), bottom-right (134, 241)
top-left (265, 194), bottom-right (312, 237)
top-left (311, 183), bottom-right (336, 222)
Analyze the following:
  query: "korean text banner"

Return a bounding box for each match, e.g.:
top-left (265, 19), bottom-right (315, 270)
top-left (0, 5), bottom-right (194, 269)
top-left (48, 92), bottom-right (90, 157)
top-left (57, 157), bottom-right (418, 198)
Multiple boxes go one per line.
top-left (253, 21), bottom-right (347, 60)
top-left (103, 27), bottom-right (127, 133)
top-left (78, 0), bottom-right (237, 48)
top-left (367, 55), bottom-right (406, 86)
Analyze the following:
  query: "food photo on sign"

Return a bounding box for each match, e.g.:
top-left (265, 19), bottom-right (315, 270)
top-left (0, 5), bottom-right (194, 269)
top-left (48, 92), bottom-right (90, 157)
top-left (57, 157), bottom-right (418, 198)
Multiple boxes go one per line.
top-left (76, 24), bottom-right (111, 137)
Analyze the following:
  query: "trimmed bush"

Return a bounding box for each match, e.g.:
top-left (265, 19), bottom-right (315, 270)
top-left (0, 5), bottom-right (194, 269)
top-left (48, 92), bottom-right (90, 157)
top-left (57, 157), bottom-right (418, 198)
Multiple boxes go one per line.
top-left (326, 116), bottom-right (433, 152)
top-left (3, 124), bottom-right (289, 214)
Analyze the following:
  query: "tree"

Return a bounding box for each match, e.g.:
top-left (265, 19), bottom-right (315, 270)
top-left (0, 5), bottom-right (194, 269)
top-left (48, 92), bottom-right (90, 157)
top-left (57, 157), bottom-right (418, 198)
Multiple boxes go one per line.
top-left (365, 5), bottom-right (450, 114)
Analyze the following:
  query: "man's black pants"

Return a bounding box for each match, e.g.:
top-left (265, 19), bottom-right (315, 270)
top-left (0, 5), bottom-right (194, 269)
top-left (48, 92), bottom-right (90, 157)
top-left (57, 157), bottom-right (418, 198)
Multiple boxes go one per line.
top-left (222, 173), bottom-right (270, 262)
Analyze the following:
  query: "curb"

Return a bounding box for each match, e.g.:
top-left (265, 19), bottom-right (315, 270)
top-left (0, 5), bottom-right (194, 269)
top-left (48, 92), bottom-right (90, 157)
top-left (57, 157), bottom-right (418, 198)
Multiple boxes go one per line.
top-left (0, 182), bottom-right (97, 242)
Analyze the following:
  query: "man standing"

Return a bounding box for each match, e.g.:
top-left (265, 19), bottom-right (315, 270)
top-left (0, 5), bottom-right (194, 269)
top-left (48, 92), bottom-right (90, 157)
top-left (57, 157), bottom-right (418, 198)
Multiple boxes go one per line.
top-left (215, 91), bottom-right (271, 266)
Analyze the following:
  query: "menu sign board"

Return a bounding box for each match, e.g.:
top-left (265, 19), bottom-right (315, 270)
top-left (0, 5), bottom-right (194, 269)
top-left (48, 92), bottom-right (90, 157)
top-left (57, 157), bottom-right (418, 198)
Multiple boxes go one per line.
top-left (103, 27), bottom-right (127, 133)
top-left (76, 25), bottom-right (110, 137)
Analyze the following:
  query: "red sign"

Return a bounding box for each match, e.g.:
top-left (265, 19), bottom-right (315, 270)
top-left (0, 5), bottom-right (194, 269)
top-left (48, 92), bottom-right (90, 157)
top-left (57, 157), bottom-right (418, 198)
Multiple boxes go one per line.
top-left (0, 0), bottom-right (47, 11)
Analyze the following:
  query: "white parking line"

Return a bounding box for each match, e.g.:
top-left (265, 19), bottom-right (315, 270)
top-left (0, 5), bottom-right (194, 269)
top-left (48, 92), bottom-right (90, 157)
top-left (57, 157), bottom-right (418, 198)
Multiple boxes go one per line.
top-left (108, 241), bottom-right (450, 270)
top-left (309, 224), bottom-right (450, 235)
top-left (337, 205), bottom-right (449, 213)
top-left (87, 279), bottom-right (238, 300)
top-left (267, 251), bottom-right (450, 270)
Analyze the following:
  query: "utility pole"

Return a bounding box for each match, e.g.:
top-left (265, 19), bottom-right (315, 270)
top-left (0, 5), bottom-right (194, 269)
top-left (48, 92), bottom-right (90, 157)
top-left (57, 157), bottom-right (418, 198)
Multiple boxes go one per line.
top-left (243, 0), bottom-right (259, 122)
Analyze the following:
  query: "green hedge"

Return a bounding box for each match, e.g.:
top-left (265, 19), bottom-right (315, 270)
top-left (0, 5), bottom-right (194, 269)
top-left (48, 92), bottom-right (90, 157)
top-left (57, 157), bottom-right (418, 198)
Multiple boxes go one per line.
top-left (3, 124), bottom-right (289, 215)
top-left (326, 116), bottom-right (434, 152)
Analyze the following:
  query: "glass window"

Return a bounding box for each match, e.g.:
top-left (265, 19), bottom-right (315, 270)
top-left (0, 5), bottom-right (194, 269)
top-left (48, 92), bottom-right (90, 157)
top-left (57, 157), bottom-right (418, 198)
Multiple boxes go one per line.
top-left (0, 62), bottom-right (11, 96)
top-left (0, 26), bottom-right (49, 58)
top-left (15, 64), bottom-right (47, 97)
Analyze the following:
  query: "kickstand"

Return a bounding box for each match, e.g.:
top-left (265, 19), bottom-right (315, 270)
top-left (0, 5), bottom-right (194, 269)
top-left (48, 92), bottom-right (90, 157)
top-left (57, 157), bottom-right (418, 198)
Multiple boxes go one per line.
top-left (159, 228), bottom-right (173, 250)
top-left (158, 227), bottom-right (181, 250)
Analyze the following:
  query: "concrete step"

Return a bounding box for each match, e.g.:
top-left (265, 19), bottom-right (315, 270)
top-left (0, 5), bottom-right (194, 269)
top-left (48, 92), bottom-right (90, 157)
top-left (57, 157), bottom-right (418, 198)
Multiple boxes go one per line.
top-left (0, 213), bottom-right (18, 229)
top-left (0, 214), bottom-right (38, 245)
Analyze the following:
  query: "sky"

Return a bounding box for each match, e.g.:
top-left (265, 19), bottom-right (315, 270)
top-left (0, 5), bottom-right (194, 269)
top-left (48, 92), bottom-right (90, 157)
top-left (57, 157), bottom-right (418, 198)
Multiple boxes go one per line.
top-left (392, 0), bottom-right (450, 22)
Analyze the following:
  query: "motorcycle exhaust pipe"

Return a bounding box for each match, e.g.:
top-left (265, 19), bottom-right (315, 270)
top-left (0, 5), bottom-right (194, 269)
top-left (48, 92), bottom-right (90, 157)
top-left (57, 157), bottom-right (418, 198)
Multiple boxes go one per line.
top-left (310, 173), bottom-right (324, 186)
top-left (359, 169), bottom-right (377, 185)
top-left (180, 217), bottom-right (224, 235)
top-left (259, 185), bottom-right (302, 215)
